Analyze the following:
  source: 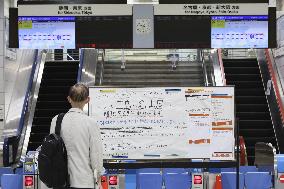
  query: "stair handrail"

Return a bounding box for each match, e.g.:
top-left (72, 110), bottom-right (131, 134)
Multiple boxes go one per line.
top-left (199, 49), bottom-right (209, 86)
top-left (3, 50), bottom-right (46, 166)
top-left (99, 49), bottom-right (105, 86)
top-left (217, 49), bottom-right (227, 86)
top-left (77, 48), bottom-right (85, 82)
top-left (265, 49), bottom-right (284, 124)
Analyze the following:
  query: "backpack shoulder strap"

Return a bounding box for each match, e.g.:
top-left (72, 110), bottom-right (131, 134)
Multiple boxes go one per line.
top-left (55, 113), bottom-right (65, 136)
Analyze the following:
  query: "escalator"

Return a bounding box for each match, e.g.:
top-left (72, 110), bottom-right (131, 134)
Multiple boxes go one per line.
top-left (27, 61), bottom-right (79, 151)
top-left (223, 58), bottom-right (278, 165)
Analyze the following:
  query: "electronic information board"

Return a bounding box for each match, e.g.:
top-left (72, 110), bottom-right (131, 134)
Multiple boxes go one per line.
top-left (211, 16), bottom-right (269, 48)
top-left (10, 2), bottom-right (276, 49)
top-left (18, 17), bottom-right (76, 49)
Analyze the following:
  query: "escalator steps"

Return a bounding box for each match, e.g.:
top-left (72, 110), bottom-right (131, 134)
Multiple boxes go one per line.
top-left (27, 61), bottom-right (79, 151)
top-left (223, 58), bottom-right (277, 165)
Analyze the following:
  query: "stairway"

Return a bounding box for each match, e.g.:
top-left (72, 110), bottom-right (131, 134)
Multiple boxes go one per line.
top-left (27, 61), bottom-right (79, 151)
top-left (223, 58), bottom-right (277, 165)
top-left (97, 61), bottom-right (205, 87)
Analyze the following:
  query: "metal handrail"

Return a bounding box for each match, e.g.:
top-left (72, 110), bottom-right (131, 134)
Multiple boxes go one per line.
top-left (3, 50), bottom-right (44, 166)
top-left (77, 49), bottom-right (85, 82)
top-left (199, 49), bottom-right (209, 86)
top-left (99, 49), bottom-right (105, 86)
top-left (265, 49), bottom-right (284, 124)
top-left (19, 50), bottom-right (48, 162)
top-left (217, 49), bottom-right (227, 86)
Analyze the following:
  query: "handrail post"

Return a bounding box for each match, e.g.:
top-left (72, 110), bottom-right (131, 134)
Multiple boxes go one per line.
top-left (121, 49), bottom-right (126, 70)
top-left (99, 49), bottom-right (105, 86)
top-left (200, 49), bottom-right (209, 86)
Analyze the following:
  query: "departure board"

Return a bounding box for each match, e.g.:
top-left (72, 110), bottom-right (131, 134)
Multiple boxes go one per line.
top-left (75, 16), bottom-right (133, 49)
top-left (18, 17), bottom-right (76, 49)
top-left (211, 16), bottom-right (269, 48)
top-left (10, 3), bottom-right (276, 49)
top-left (155, 16), bottom-right (211, 48)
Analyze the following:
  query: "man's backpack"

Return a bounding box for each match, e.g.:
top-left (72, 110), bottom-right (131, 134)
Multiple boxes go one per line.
top-left (38, 113), bottom-right (69, 188)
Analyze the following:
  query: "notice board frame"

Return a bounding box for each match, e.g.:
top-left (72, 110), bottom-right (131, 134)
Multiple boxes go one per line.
top-left (88, 86), bottom-right (240, 188)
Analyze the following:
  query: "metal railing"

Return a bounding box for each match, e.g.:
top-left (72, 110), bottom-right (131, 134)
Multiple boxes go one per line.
top-left (78, 49), bottom-right (100, 86)
top-left (264, 49), bottom-right (284, 124)
top-left (222, 49), bottom-right (256, 59)
top-left (199, 49), bottom-right (209, 86)
top-left (45, 51), bottom-right (80, 62)
top-left (104, 49), bottom-right (199, 62)
top-left (99, 49), bottom-right (105, 86)
top-left (3, 50), bottom-right (48, 166)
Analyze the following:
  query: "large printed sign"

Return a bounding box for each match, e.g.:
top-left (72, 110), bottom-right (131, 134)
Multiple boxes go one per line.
top-left (18, 4), bottom-right (133, 16)
top-left (154, 3), bottom-right (268, 15)
top-left (18, 3), bottom-right (268, 16)
top-left (89, 87), bottom-right (235, 160)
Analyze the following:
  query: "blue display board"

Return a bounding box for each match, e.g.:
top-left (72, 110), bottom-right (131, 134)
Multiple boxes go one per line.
top-left (211, 15), bottom-right (269, 48)
top-left (18, 16), bottom-right (76, 49)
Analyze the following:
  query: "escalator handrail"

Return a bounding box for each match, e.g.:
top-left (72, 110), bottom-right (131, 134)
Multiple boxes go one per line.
top-left (265, 49), bottom-right (284, 124)
top-left (217, 49), bottom-right (227, 86)
top-left (77, 49), bottom-right (85, 83)
top-left (17, 50), bottom-right (39, 135)
top-left (3, 49), bottom-right (39, 166)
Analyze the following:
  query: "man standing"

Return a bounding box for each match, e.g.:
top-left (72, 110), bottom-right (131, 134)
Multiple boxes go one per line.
top-left (50, 83), bottom-right (104, 189)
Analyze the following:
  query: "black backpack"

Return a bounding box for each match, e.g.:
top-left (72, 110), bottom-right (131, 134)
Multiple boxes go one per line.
top-left (38, 113), bottom-right (69, 188)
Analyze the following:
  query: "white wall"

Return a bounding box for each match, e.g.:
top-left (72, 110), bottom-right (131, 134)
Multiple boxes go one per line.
top-left (0, 0), bottom-right (5, 136)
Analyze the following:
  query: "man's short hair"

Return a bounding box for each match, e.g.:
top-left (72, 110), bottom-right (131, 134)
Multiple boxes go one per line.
top-left (68, 83), bottom-right (89, 102)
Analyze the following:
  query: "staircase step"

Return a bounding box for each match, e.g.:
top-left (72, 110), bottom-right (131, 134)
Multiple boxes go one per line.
top-left (104, 63), bottom-right (202, 69)
top-left (104, 69), bottom-right (203, 74)
top-left (225, 74), bottom-right (261, 81)
top-left (103, 78), bottom-right (203, 83)
top-left (42, 72), bottom-right (78, 79)
top-left (227, 81), bottom-right (263, 89)
top-left (236, 104), bottom-right (269, 112)
top-left (31, 125), bottom-right (51, 133)
top-left (244, 137), bottom-right (277, 147)
top-left (38, 94), bottom-right (69, 101)
top-left (39, 86), bottom-right (70, 94)
top-left (32, 117), bottom-right (53, 125)
top-left (45, 61), bottom-right (79, 65)
top-left (223, 59), bottom-right (258, 67)
top-left (29, 133), bottom-right (48, 143)
top-left (224, 67), bottom-right (260, 74)
top-left (239, 120), bottom-right (273, 129)
top-left (36, 101), bottom-right (71, 109)
top-left (240, 129), bottom-right (275, 138)
top-left (44, 66), bottom-right (78, 72)
top-left (34, 109), bottom-right (68, 117)
top-left (236, 96), bottom-right (267, 104)
top-left (235, 89), bottom-right (265, 96)
top-left (41, 79), bottom-right (77, 86)
top-left (103, 74), bottom-right (202, 79)
top-left (102, 81), bottom-right (204, 86)
top-left (28, 142), bottom-right (42, 151)
top-left (236, 112), bottom-right (271, 120)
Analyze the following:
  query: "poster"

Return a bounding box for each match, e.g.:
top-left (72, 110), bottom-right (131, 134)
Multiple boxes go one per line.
top-left (89, 87), bottom-right (235, 160)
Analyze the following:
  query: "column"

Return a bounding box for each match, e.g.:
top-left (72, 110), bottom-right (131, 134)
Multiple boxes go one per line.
top-left (0, 0), bottom-right (5, 133)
